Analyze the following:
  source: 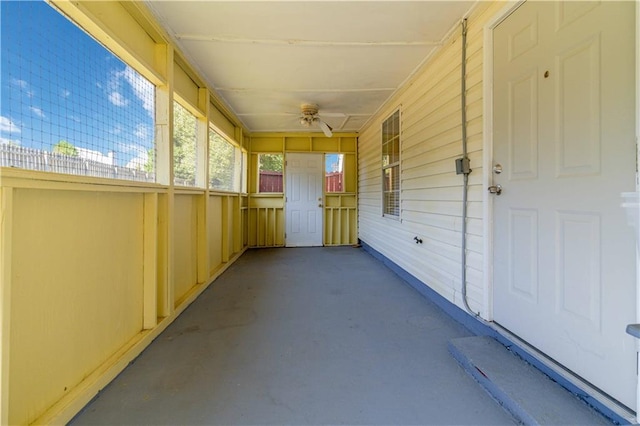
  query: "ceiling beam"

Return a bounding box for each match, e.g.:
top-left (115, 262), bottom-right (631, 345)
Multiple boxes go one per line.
top-left (216, 88), bottom-right (396, 93)
top-left (175, 34), bottom-right (442, 47)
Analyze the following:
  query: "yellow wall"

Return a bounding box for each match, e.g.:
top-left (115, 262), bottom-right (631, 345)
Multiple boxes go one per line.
top-left (248, 134), bottom-right (358, 247)
top-left (9, 187), bottom-right (144, 425)
top-left (0, 1), bottom-right (249, 424)
top-left (173, 194), bottom-right (199, 304)
top-left (0, 169), bottom-right (247, 425)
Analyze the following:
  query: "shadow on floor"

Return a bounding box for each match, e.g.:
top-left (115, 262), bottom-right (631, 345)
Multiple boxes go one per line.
top-left (71, 247), bottom-right (515, 425)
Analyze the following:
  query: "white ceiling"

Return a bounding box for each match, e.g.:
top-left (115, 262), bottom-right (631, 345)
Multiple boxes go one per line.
top-left (146, 1), bottom-right (476, 134)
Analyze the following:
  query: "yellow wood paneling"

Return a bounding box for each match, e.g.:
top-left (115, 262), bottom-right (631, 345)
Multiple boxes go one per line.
top-left (251, 134), bottom-right (358, 154)
top-left (173, 194), bottom-right (198, 304)
top-left (174, 62), bottom-right (200, 111)
top-left (143, 193), bottom-right (158, 329)
top-left (357, 1), bottom-right (504, 313)
top-left (324, 194), bottom-right (358, 246)
top-left (0, 187), bottom-right (13, 426)
top-left (80, 2), bottom-right (157, 71)
top-left (251, 137), bottom-right (284, 153)
top-left (248, 197), bottom-right (284, 247)
top-left (285, 137), bottom-right (311, 151)
top-left (50, 1), bottom-right (165, 85)
top-left (340, 137), bottom-right (357, 153)
top-left (210, 103), bottom-right (236, 141)
top-left (221, 196), bottom-right (231, 261)
top-left (156, 192), bottom-right (170, 318)
top-left (312, 137), bottom-right (339, 152)
top-left (344, 153), bottom-right (357, 193)
top-left (9, 189), bottom-right (144, 425)
top-left (232, 196), bottom-right (242, 254)
top-left (208, 196), bottom-right (223, 274)
top-left (248, 208), bottom-right (284, 247)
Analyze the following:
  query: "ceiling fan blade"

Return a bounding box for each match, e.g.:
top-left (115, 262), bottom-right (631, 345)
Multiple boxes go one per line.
top-left (317, 119), bottom-right (333, 137)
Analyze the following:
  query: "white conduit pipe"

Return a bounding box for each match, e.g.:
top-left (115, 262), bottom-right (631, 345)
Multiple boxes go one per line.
top-left (460, 18), bottom-right (480, 317)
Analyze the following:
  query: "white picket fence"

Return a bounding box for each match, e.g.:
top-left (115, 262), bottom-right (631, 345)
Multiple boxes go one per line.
top-left (0, 144), bottom-right (154, 182)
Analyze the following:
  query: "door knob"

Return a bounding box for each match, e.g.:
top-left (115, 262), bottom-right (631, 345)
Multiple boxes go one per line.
top-left (493, 164), bottom-right (503, 174)
top-left (488, 184), bottom-right (502, 195)
top-left (318, 204), bottom-right (323, 208)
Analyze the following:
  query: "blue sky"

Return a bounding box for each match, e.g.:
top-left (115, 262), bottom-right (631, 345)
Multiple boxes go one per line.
top-left (325, 154), bottom-right (342, 173)
top-left (1, 0), bottom-right (154, 168)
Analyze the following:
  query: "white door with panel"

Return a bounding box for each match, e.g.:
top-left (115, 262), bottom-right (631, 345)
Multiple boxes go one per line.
top-left (492, 1), bottom-right (636, 409)
top-left (285, 153), bottom-right (323, 247)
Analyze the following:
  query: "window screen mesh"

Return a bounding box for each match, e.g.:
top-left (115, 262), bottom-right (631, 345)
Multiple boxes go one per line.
top-left (1, 1), bottom-right (156, 182)
top-left (173, 101), bottom-right (197, 187)
top-left (209, 129), bottom-right (237, 192)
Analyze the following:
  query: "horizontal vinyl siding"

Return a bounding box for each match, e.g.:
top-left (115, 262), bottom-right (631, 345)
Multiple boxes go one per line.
top-left (358, 1), bottom-right (504, 315)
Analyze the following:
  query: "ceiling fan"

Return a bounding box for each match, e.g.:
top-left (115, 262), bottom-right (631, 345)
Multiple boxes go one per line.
top-left (299, 103), bottom-right (333, 137)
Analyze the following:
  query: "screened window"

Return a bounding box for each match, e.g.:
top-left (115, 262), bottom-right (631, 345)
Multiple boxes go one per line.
top-left (1, 1), bottom-right (156, 182)
top-left (382, 110), bottom-right (400, 217)
top-left (209, 128), bottom-right (237, 192)
top-left (325, 154), bottom-right (344, 192)
top-left (173, 101), bottom-right (197, 187)
top-left (258, 154), bottom-right (283, 193)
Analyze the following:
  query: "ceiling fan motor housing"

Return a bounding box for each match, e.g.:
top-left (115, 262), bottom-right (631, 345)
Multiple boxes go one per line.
top-left (301, 103), bottom-right (319, 117)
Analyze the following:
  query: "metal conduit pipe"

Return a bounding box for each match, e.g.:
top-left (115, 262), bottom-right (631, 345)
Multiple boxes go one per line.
top-left (459, 18), bottom-right (480, 317)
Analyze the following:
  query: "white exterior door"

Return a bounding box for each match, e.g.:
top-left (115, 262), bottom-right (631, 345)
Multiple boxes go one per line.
top-left (285, 153), bottom-right (323, 247)
top-left (492, 1), bottom-right (637, 409)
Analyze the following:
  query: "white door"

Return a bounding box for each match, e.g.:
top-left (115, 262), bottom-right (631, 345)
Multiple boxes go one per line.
top-left (285, 153), bottom-right (323, 247)
top-left (492, 1), bottom-right (637, 409)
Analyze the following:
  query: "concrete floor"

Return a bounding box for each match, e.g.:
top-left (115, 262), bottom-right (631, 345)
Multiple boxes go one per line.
top-left (71, 247), bottom-right (515, 425)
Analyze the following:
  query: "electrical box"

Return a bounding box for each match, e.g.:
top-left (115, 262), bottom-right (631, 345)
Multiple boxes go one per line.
top-left (455, 157), bottom-right (471, 175)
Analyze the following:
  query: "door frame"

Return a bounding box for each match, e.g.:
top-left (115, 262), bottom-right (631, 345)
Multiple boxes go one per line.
top-left (481, 0), bottom-right (525, 322)
top-left (481, 0), bottom-right (640, 416)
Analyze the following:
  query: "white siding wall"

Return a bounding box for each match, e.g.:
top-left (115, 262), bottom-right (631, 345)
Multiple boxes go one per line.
top-left (358, 2), bottom-right (504, 315)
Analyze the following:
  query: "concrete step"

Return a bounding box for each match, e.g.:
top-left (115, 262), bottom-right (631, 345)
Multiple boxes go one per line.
top-left (448, 336), bottom-right (612, 425)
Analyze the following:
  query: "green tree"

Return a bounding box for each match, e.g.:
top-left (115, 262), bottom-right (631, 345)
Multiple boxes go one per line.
top-left (259, 153), bottom-right (283, 172)
top-left (53, 140), bottom-right (78, 156)
top-left (144, 148), bottom-right (154, 173)
top-left (209, 130), bottom-right (235, 191)
top-left (172, 102), bottom-right (197, 185)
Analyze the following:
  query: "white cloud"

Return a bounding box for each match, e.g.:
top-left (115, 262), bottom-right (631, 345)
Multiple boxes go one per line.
top-left (0, 137), bottom-right (20, 146)
top-left (108, 92), bottom-right (129, 107)
top-left (134, 123), bottom-right (150, 141)
top-left (61, 89), bottom-right (71, 98)
top-left (109, 125), bottom-right (123, 135)
top-left (121, 67), bottom-right (154, 117)
top-left (0, 116), bottom-right (21, 134)
top-left (11, 79), bottom-right (34, 98)
top-left (11, 79), bottom-right (27, 89)
top-left (29, 107), bottom-right (46, 118)
top-left (68, 115), bottom-right (81, 123)
top-left (104, 66), bottom-right (154, 114)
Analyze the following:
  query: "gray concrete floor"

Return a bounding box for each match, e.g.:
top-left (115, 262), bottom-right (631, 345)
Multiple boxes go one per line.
top-left (71, 247), bottom-right (515, 425)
